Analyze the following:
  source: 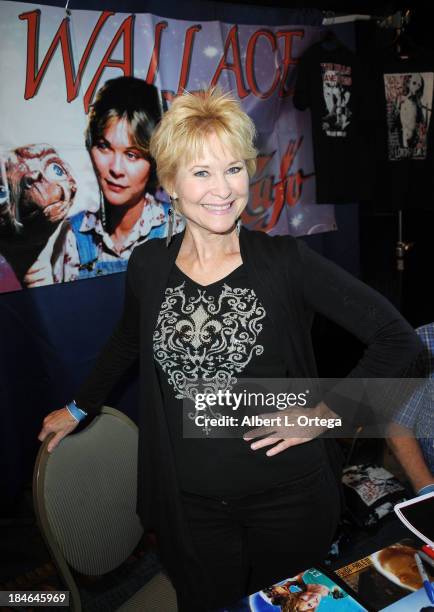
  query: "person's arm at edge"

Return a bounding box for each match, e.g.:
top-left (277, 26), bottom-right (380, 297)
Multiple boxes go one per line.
top-left (386, 424), bottom-right (434, 493)
top-left (386, 345), bottom-right (434, 494)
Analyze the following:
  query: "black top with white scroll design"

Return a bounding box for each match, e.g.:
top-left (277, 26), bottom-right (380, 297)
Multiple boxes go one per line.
top-left (153, 263), bottom-right (325, 498)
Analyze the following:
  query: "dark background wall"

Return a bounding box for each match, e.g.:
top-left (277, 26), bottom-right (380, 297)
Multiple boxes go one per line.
top-left (1, 0), bottom-right (432, 516)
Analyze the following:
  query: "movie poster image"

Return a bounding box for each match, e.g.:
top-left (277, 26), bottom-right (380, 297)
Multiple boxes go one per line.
top-left (384, 71), bottom-right (433, 161)
top-left (220, 568), bottom-right (367, 611)
top-left (0, 1), bottom-right (336, 294)
top-left (0, 158), bottom-right (21, 291)
top-left (335, 538), bottom-right (434, 611)
top-left (320, 62), bottom-right (352, 137)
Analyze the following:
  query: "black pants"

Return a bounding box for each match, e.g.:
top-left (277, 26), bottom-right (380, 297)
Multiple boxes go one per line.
top-left (176, 462), bottom-right (341, 611)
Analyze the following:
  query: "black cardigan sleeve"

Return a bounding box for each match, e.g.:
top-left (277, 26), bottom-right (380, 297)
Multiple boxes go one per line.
top-left (298, 239), bottom-right (422, 377)
top-left (297, 239), bottom-right (424, 426)
top-left (74, 249), bottom-right (141, 416)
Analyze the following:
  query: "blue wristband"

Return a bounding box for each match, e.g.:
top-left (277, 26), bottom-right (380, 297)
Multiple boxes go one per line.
top-left (417, 484), bottom-right (434, 496)
top-left (66, 400), bottom-right (88, 422)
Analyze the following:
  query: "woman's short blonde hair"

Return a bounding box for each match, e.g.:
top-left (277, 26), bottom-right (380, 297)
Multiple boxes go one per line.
top-left (149, 88), bottom-right (257, 193)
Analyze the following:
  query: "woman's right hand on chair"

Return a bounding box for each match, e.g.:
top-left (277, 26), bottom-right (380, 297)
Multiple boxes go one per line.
top-left (38, 408), bottom-right (79, 453)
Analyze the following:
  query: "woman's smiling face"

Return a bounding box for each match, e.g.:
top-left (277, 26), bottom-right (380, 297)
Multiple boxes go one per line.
top-left (91, 117), bottom-right (151, 208)
top-left (172, 132), bottom-right (249, 235)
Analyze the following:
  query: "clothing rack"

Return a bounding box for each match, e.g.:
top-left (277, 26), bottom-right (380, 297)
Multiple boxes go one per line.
top-left (322, 9), bottom-right (410, 29)
top-left (323, 9), bottom-right (417, 310)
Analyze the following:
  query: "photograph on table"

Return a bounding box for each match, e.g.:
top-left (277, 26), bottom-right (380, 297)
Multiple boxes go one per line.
top-left (335, 537), bottom-right (434, 611)
top-left (220, 568), bottom-right (368, 611)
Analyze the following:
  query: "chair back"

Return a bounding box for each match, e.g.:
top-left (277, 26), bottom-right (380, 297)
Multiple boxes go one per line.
top-left (33, 406), bottom-right (144, 577)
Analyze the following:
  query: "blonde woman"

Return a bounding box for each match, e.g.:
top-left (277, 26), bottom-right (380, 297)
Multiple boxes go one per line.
top-left (39, 89), bottom-right (422, 611)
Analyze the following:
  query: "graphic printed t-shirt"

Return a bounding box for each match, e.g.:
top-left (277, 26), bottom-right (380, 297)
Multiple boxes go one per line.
top-left (294, 40), bottom-right (374, 204)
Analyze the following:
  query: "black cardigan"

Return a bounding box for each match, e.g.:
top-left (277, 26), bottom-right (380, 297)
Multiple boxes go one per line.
top-left (75, 228), bottom-right (422, 608)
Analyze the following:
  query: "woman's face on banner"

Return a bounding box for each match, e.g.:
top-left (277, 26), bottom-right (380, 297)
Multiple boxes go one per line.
top-left (91, 117), bottom-right (151, 209)
top-left (172, 131), bottom-right (249, 235)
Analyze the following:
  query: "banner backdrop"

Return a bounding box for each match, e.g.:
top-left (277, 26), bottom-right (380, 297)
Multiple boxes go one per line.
top-left (0, 1), bottom-right (336, 294)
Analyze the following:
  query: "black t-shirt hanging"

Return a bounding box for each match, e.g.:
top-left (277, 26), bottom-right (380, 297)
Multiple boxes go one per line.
top-left (293, 40), bottom-right (374, 204)
top-left (373, 52), bottom-right (434, 211)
